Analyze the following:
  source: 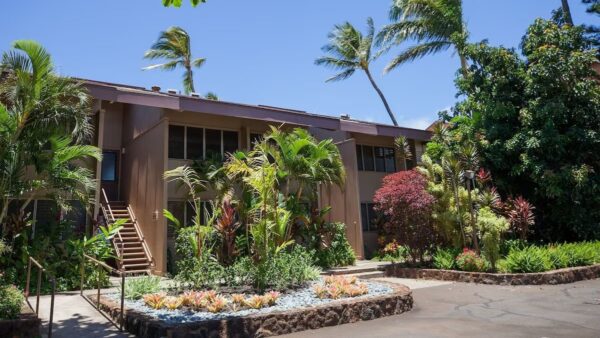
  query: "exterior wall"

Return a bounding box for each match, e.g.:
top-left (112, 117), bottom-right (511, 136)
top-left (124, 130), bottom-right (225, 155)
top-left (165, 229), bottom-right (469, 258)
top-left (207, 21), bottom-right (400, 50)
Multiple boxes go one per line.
top-left (93, 98), bottom-right (429, 268)
top-left (120, 107), bottom-right (168, 274)
top-left (352, 133), bottom-right (409, 257)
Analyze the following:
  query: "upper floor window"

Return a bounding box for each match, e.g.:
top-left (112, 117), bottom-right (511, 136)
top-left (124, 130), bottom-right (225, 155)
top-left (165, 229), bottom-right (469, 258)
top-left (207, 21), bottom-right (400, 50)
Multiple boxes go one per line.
top-left (168, 125), bottom-right (239, 160)
top-left (356, 145), bottom-right (395, 173)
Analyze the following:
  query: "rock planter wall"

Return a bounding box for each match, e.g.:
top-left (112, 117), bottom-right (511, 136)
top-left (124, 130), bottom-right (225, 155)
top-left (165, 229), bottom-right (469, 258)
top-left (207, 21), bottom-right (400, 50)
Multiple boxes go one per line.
top-left (0, 305), bottom-right (41, 338)
top-left (386, 263), bottom-right (600, 285)
top-left (90, 282), bottom-right (412, 338)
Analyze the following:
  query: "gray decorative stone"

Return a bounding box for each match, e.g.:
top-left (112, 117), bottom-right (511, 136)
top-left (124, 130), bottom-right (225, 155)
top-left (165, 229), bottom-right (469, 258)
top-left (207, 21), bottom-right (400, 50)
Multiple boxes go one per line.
top-left (91, 281), bottom-right (412, 338)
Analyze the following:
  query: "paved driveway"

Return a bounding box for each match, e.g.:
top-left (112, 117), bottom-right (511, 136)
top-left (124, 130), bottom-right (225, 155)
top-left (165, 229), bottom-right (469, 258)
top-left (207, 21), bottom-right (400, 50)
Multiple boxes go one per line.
top-left (283, 278), bottom-right (600, 338)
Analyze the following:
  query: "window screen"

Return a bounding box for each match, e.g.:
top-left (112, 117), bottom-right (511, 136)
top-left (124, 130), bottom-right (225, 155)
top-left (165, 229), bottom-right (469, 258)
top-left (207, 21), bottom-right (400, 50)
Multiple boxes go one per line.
top-left (168, 125), bottom-right (185, 159)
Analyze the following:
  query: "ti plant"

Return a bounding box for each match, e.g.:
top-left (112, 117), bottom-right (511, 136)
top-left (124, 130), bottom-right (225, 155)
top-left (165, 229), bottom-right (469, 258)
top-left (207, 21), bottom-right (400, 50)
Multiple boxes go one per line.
top-left (214, 199), bottom-right (241, 265)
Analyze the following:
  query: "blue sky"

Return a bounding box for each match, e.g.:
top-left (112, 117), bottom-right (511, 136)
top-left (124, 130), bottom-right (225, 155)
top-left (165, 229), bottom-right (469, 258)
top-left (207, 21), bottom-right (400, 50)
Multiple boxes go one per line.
top-left (2, 1), bottom-right (597, 129)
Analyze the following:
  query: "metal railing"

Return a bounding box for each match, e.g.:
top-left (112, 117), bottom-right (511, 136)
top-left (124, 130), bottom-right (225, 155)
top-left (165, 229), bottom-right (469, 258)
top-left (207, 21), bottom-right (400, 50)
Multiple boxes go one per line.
top-left (81, 254), bottom-right (126, 331)
top-left (25, 257), bottom-right (56, 338)
top-left (127, 205), bottom-right (155, 268)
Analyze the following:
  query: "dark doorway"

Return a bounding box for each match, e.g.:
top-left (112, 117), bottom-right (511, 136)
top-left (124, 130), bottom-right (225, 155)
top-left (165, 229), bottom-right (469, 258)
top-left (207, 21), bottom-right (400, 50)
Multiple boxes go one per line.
top-left (101, 150), bottom-right (119, 201)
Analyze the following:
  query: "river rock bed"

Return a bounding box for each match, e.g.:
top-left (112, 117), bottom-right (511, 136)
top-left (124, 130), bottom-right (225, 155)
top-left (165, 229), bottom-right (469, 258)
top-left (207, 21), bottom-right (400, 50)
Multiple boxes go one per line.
top-left (107, 279), bottom-right (393, 324)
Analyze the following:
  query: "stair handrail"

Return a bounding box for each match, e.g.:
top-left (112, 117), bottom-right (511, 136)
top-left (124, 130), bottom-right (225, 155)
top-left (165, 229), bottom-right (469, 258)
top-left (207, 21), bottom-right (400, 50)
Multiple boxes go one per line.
top-left (99, 189), bottom-right (123, 268)
top-left (101, 188), bottom-right (115, 222)
top-left (127, 205), bottom-right (155, 267)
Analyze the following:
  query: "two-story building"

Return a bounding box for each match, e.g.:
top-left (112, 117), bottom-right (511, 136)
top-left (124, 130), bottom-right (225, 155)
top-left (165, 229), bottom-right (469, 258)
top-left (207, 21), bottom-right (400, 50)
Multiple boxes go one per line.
top-left (79, 79), bottom-right (430, 274)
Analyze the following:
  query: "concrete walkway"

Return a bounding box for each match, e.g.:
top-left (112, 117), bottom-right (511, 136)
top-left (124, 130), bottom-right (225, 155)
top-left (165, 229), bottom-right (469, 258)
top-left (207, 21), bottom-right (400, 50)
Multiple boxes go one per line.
top-left (29, 291), bottom-right (133, 338)
top-left (283, 278), bottom-right (600, 338)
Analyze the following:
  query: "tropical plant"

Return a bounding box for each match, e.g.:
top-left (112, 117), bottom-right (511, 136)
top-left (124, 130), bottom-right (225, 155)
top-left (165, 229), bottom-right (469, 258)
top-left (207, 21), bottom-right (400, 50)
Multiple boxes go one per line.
top-left (432, 247), bottom-right (458, 270)
top-left (0, 40), bottom-right (98, 229)
top-left (377, 0), bottom-right (469, 74)
top-left (505, 196), bottom-right (535, 240)
top-left (213, 199), bottom-right (240, 265)
top-left (455, 248), bottom-right (488, 272)
top-left (477, 207), bottom-right (509, 270)
top-left (374, 170), bottom-right (438, 263)
top-left (311, 222), bottom-right (356, 268)
top-left (122, 276), bottom-right (162, 300)
top-left (315, 18), bottom-right (399, 126)
top-left (143, 26), bottom-right (206, 94)
top-left (0, 284), bottom-right (24, 319)
top-left (504, 246), bottom-right (553, 273)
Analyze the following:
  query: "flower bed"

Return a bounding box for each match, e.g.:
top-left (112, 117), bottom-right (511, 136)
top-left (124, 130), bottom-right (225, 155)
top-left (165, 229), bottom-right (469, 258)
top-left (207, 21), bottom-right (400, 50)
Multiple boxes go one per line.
top-left (386, 263), bottom-right (600, 285)
top-left (0, 304), bottom-right (40, 338)
top-left (92, 278), bottom-right (412, 338)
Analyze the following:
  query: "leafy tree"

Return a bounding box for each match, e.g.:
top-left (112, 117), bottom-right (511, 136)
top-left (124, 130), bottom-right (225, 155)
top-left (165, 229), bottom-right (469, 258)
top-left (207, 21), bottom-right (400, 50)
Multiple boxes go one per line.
top-left (377, 0), bottom-right (469, 74)
top-left (162, 0), bottom-right (205, 7)
top-left (456, 19), bottom-right (600, 240)
top-left (315, 18), bottom-right (399, 126)
top-left (374, 170), bottom-right (438, 263)
top-left (0, 41), bottom-right (100, 230)
top-left (143, 26), bottom-right (206, 94)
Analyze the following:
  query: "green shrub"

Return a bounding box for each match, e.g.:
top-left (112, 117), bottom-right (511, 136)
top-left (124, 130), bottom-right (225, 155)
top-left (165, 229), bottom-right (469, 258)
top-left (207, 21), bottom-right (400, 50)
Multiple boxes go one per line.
top-left (455, 249), bottom-right (488, 272)
top-left (504, 246), bottom-right (553, 273)
top-left (122, 276), bottom-right (162, 300)
top-left (499, 239), bottom-right (528, 257)
top-left (555, 242), bottom-right (597, 267)
top-left (433, 248), bottom-right (459, 270)
top-left (374, 240), bottom-right (409, 262)
top-left (0, 285), bottom-right (24, 319)
top-left (477, 207), bottom-right (509, 270)
top-left (253, 246), bottom-right (321, 291)
top-left (313, 223), bottom-right (356, 268)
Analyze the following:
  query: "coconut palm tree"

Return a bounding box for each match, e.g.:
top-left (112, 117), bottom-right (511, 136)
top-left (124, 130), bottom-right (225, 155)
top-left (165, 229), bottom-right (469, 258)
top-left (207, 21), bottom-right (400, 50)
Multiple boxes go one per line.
top-left (0, 40), bottom-right (100, 229)
top-left (377, 0), bottom-right (469, 75)
top-left (143, 26), bottom-right (206, 94)
top-left (561, 0), bottom-right (574, 25)
top-left (315, 18), bottom-right (399, 126)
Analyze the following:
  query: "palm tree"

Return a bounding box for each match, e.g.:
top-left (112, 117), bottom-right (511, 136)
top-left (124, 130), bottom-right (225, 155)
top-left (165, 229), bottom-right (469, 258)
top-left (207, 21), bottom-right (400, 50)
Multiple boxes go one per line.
top-left (0, 40), bottom-right (99, 229)
top-left (143, 26), bottom-right (206, 94)
top-left (561, 0), bottom-right (574, 25)
top-left (377, 0), bottom-right (469, 75)
top-left (315, 18), bottom-right (400, 126)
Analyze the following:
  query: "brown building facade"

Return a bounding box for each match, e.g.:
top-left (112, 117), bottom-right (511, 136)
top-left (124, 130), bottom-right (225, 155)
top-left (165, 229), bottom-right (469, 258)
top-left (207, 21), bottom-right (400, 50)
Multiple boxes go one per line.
top-left (85, 79), bottom-right (431, 274)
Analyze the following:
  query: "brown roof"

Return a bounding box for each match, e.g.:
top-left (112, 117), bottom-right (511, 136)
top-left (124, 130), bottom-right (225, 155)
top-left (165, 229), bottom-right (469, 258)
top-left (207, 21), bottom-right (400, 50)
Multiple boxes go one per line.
top-left (81, 78), bottom-right (431, 141)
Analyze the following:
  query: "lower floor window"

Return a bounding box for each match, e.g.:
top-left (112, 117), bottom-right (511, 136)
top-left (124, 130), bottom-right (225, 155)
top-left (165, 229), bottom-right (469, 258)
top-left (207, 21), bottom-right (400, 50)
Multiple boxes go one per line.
top-left (167, 200), bottom-right (213, 230)
top-left (360, 202), bottom-right (380, 232)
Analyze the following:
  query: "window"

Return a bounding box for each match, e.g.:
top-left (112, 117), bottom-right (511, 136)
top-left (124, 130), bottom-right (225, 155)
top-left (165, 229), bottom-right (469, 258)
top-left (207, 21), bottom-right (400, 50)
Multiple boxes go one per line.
top-left (356, 145), bottom-right (364, 171)
top-left (360, 202), bottom-right (380, 232)
top-left (101, 152), bottom-right (117, 181)
top-left (363, 145), bottom-right (375, 171)
top-left (187, 127), bottom-right (204, 160)
top-left (168, 125), bottom-right (239, 160)
top-left (223, 131), bottom-right (239, 154)
top-left (384, 147), bottom-right (396, 172)
top-left (205, 129), bottom-right (221, 158)
top-left (168, 125), bottom-right (185, 159)
top-left (374, 147), bottom-right (386, 173)
top-left (356, 145), bottom-right (395, 172)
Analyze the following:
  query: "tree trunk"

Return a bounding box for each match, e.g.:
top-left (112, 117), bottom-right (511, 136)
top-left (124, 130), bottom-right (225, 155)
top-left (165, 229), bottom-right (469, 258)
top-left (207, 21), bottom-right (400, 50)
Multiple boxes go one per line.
top-left (364, 68), bottom-right (399, 127)
top-left (561, 0), bottom-right (574, 25)
top-left (459, 54), bottom-right (469, 76)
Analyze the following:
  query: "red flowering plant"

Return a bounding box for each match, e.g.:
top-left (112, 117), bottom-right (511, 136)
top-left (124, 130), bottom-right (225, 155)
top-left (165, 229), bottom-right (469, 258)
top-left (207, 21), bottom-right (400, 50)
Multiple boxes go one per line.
top-left (374, 170), bottom-right (439, 264)
top-left (455, 248), bottom-right (488, 272)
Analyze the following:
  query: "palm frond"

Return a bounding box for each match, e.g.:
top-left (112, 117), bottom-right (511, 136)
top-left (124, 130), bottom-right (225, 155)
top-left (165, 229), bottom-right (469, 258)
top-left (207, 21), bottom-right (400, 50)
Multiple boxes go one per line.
top-left (384, 40), bottom-right (450, 73)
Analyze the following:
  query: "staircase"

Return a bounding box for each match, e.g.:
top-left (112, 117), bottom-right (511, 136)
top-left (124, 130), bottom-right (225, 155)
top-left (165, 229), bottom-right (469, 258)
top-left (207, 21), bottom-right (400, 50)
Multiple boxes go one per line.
top-left (100, 190), bottom-right (154, 274)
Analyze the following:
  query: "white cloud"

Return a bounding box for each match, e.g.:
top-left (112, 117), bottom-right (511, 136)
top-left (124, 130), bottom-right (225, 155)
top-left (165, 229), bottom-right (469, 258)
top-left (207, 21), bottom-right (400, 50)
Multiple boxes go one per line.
top-left (399, 117), bottom-right (432, 129)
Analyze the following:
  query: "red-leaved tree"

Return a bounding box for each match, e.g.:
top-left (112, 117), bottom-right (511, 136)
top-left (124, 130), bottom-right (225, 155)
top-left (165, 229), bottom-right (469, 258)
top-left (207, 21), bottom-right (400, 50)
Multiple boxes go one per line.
top-left (374, 170), bottom-right (438, 263)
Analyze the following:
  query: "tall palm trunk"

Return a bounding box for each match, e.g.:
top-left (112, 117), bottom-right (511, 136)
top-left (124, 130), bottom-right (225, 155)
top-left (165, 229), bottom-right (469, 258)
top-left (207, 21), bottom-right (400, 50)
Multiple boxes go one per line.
top-left (561, 0), bottom-right (574, 25)
top-left (364, 68), bottom-right (399, 126)
top-left (459, 54), bottom-right (469, 76)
